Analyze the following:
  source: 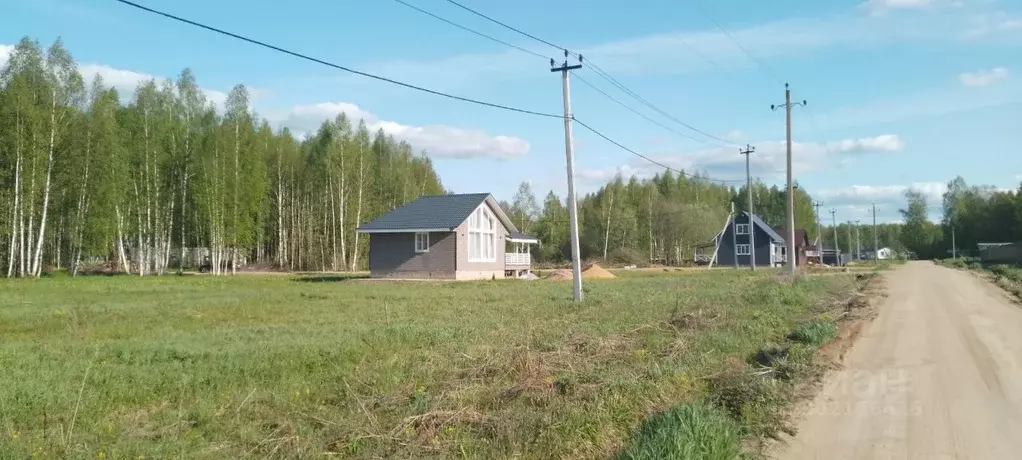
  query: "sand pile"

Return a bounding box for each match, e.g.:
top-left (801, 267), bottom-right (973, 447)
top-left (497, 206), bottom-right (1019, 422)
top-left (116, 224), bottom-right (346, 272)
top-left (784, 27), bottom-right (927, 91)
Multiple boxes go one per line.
top-left (582, 263), bottom-right (617, 279)
top-left (543, 264), bottom-right (618, 280)
top-left (544, 269), bottom-right (574, 280)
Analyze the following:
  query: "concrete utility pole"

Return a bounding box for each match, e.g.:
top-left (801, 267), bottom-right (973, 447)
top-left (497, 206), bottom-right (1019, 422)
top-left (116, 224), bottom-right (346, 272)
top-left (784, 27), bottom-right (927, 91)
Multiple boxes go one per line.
top-left (551, 51), bottom-right (584, 301)
top-left (855, 220), bottom-right (861, 260)
top-left (830, 209), bottom-right (839, 261)
top-left (740, 145), bottom-right (756, 270)
top-left (870, 203), bottom-right (878, 259)
top-left (813, 201), bottom-right (823, 247)
top-left (772, 84), bottom-right (806, 274)
top-left (731, 202), bottom-right (738, 268)
top-left (847, 221), bottom-right (853, 260)
top-left (952, 226), bottom-right (957, 260)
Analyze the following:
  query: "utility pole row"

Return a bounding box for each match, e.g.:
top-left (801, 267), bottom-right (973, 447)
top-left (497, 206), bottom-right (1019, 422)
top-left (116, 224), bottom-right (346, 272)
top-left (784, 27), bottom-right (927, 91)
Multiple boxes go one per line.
top-left (552, 50), bottom-right (584, 302)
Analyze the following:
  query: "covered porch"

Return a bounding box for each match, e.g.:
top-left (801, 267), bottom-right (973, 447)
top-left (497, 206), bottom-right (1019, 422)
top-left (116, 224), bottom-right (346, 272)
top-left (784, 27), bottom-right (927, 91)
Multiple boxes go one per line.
top-left (505, 232), bottom-right (538, 277)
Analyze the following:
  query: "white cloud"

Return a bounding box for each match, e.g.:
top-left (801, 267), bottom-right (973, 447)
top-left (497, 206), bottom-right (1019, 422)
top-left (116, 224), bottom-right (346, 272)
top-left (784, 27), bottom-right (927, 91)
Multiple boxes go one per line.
top-left (816, 182), bottom-right (946, 222)
top-left (362, 8), bottom-right (966, 85)
top-left (78, 63), bottom-right (232, 107)
top-left (0, 44), bottom-right (13, 65)
top-left (817, 182), bottom-right (945, 206)
top-left (863, 0), bottom-right (935, 15)
top-left (3, 43), bottom-right (525, 160)
top-left (1, 43), bottom-right (248, 109)
top-left (267, 102), bottom-right (530, 160)
top-left (959, 67), bottom-right (1010, 87)
top-left (578, 134), bottom-right (904, 184)
top-left (963, 12), bottom-right (1022, 39)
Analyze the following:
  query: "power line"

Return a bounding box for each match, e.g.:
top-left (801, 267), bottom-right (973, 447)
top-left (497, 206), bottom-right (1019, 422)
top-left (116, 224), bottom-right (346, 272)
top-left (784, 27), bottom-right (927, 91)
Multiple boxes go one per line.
top-left (582, 62), bottom-right (741, 147)
top-left (572, 116), bottom-right (745, 184)
top-left (113, 0), bottom-right (561, 119)
top-left (691, 2), bottom-right (784, 85)
top-left (439, 0), bottom-right (738, 148)
top-left (573, 73), bottom-right (725, 147)
top-left (388, 0), bottom-right (551, 60)
top-left (444, 0), bottom-right (567, 52)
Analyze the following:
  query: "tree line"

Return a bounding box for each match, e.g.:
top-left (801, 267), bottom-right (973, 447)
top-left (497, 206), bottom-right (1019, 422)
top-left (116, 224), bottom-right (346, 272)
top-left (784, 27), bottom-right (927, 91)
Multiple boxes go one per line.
top-left (1, 37), bottom-right (444, 277)
top-left (894, 176), bottom-right (1022, 260)
top-left (502, 174), bottom-right (826, 266)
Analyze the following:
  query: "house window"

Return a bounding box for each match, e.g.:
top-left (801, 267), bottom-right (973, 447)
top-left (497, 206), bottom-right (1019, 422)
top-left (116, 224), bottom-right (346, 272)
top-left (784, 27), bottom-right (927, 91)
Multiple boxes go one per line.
top-left (415, 232), bottom-right (430, 253)
top-left (736, 244), bottom-right (751, 255)
top-left (736, 223), bottom-right (750, 235)
top-left (468, 206), bottom-right (496, 262)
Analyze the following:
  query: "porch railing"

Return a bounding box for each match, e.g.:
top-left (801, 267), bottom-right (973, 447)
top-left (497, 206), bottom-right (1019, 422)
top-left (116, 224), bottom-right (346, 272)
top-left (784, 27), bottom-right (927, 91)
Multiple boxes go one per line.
top-left (505, 253), bottom-right (531, 266)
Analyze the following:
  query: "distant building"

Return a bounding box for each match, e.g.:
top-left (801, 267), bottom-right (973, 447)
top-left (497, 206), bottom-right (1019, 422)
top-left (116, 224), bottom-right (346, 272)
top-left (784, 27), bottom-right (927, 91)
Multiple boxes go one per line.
top-left (356, 193), bottom-right (538, 280)
top-left (706, 212), bottom-right (787, 267)
top-left (773, 227), bottom-right (811, 268)
top-left (860, 247), bottom-right (893, 260)
top-left (978, 242), bottom-right (1022, 263)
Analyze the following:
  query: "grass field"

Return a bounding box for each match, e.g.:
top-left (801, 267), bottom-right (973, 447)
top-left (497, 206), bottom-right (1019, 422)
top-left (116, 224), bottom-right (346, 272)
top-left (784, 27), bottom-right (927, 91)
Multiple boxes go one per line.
top-left (0, 270), bottom-right (863, 459)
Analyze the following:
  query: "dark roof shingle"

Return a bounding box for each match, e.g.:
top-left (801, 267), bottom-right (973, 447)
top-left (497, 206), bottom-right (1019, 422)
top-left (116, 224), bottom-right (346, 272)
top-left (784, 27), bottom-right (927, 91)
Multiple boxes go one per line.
top-left (357, 193), bottom-right (494, 232)
top-left (744, 212), bottom-right (785, 243)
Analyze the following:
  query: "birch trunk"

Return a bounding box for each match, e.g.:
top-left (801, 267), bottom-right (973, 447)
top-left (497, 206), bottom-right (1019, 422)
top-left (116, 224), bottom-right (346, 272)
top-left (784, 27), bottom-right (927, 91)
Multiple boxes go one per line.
top-left (7, 120), bottom-right (22, 277)
top-left (116, 206), bottom-right (129, 273)
top-left (31, 90), bottom-right (59, 277)
top-left (276, 144), bottom-right (284, 267)
top-left (26, 131), bottom-right (37, 276)
top-left (328, 175), bottom-right (337, 271)
top-left (603, 191), bottom-right (614, 261)
top-left (349, 144), bottom-right (365, 271)
top-left (232, 121), bottom-right (239, 275)
top-left (338, 145), bottom-right (347, 269)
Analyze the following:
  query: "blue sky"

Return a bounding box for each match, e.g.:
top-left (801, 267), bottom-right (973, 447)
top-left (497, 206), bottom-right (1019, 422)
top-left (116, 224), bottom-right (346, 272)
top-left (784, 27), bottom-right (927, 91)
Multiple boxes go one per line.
top-left (3, 0), bottom-right (1021, 223)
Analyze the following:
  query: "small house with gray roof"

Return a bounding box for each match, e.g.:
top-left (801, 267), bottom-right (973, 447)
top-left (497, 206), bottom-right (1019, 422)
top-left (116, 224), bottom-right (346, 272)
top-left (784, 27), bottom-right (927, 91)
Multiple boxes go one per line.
top-left (356, 193), bottom-right (538, 280)
top-left (714, 211), bottom-right (788, 268)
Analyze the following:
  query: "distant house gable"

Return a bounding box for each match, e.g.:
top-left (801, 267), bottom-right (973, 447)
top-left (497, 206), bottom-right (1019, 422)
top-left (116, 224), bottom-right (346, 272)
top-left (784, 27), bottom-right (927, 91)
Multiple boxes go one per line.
top-left (744, 212), bottom-right (785, 243)
top-left (773, 227), bottom-right (810, 248)
top-left (708, 212), bottom-right (785, 244)
top-left (356, 193), bottom-right (520, 234)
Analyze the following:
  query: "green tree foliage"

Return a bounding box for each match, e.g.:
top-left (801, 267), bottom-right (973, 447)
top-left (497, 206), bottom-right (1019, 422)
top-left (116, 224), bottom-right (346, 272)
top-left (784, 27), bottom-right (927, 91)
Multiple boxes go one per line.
top-left (940, 176), bottom-right (1021, 257)
top-left (0, 36), bottom-right (443, 276)
top-left (732, 180), bottom-right (818, 242)
top-left (524, 170), bottom-right (779, 265)
top-left (899, 190), bottom-right (943, 259)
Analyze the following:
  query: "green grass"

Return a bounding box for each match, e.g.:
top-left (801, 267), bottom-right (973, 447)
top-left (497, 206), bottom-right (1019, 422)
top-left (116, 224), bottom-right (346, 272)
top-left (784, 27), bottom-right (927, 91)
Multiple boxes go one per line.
top-left (0, 270), bottom-right (860, 459)
top-left (789, 321), bottom-right (838, 347)
top-left (616, 404), bottom-right (742, 460)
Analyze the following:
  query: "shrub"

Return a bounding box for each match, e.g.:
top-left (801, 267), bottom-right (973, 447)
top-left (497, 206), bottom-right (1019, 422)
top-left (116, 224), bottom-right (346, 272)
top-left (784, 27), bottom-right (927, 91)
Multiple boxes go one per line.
top-left (617, 404), bottom-right (743, 460)
top-left (608, 247), bottom-right (646, 266)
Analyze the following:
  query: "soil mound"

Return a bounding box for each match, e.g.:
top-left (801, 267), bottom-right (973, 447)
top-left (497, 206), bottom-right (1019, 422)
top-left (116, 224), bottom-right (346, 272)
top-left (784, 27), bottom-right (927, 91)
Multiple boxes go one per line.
top-left (544, 269), bottom-right (573, 281)
top-left (582, 263), bottom-right (617, 279)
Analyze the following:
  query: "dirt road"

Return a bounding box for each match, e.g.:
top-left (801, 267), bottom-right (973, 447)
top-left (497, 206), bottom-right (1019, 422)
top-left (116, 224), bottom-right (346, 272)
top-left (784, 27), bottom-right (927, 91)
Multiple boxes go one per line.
top-left (780, 261), bottom-right (1022, 459)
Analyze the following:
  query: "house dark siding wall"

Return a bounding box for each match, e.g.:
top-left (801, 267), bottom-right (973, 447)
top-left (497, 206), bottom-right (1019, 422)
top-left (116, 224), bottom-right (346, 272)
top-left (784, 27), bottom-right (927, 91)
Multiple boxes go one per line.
top-left (718, 214), bottom-right (777, 267)
top-left (368, 231), bottom-right (457, 278)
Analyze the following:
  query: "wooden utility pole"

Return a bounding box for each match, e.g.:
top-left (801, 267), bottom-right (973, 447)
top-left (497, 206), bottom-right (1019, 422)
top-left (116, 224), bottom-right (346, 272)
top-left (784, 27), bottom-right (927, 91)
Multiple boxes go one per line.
top-left (772, 84), bottom-right (806, 274)
top-left (740, 144), bottom-right (756, 270)
top-left (551, 51), bottom-right (584, 301)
